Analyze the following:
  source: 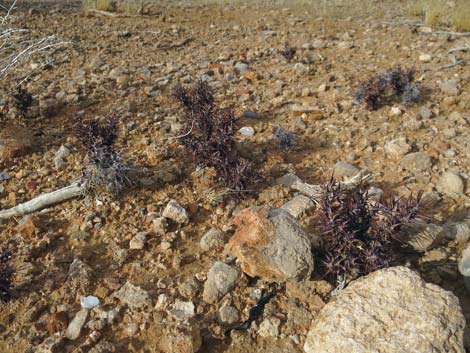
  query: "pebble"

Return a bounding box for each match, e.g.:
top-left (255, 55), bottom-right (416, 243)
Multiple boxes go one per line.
top-left (80, 295), bottom-right (100, 309)
top-left (239, 126), bottom-right (255, 136)
top-left (235, 62), bottom-right (249, 75)
top-left (162, 199), bottom-right (189, 224)
top-left (243, 111), bottom-right (260, 119)
top-left (439, 80), bottom-right (460, 96)
top-left (419, 54), bottom-right (432, 62)
top-left (436, 171), bottom-right (465, 195)
top-left (0, 172), bottom-right (11, 181)
top-left (217, 305), bottom-right (240, 325)
top-left (390, 106), bottom-right (402, 116)
top-left (114, 281), bottom-right (152, 310)
top-left (384, 137), bottom-right (411, 157)
top-left (338, 41), bottom-right (354, 50)
top-left (65, 308), bottom-right (89, 340)
top-left (281, 195), bottom-right (315, 219)
top-left (293, 63), bottom-right (309, 75)
top-left (203, 262), bottom-right (240, 304)
top-left (259, 317), bottom-right (281, 337)
top-left (129, 232), bottom-right (147, 250)
top-left (419, 107), bottom-right (433, 119)
top-left (200, 228), bottom-right (226, 251)
top-left (170, 300), bottom-right (195, 320)
top-left (152, 217), bottom-right (168, 236)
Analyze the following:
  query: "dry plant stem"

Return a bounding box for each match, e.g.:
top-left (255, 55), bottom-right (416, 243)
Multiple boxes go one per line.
top-left (0, 183), bottom-right (83, 220)
top-left (419, 31), bottom-right (470, 37)
top-left (288, 170), bottom-right (375, 203)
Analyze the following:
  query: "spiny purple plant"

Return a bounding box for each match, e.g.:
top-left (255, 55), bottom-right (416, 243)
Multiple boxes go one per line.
top-left (174, 80), bottom-right (262, 193)
top-left (274, 126), bottom-right (296, 151)
top-left (319, 178), bottom-right (427, 281)
top-left (0, 247), bottom-right (13, 303)
top-left (74, 114), bottom-right (134, 197)
top-left (354, 67), bottom-right (421, 110)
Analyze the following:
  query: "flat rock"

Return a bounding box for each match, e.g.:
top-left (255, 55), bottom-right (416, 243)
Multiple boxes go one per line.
top-left (281, 195), bottom-right (315, 219)
top-left (407, 223), bottom-right (445, 252)
top-left (401, 152), bottom-right (432, 171)
top-left (419, 53), bottom-right (432, 62)
top-left (129, 232), bottom-right (147, 250)
top-left (304, 266), bottom-right (465, 353)
top-left (333, 161), bottom-right (360, 178)
top-left (114, 281), bottom-right (152, 310)
top-left (229, 206), bottom-right (315, 282)
top-left (203, 262), bottom-right (239, 304)
top-left (217, 305), bottom-right (239, 325)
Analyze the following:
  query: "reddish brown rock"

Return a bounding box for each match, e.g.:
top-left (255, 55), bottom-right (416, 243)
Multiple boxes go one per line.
top-left (229, 206), bottom-right (315, 282)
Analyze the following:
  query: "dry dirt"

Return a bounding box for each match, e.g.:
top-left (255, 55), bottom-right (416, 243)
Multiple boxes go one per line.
top-left (1, 2), bottom-right (470, 353)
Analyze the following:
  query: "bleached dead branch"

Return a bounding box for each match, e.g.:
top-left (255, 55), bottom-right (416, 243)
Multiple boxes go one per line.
top-left (0, 0), bottom-right (69, 81)
top-left (0, 183), bottom-right (84, 220)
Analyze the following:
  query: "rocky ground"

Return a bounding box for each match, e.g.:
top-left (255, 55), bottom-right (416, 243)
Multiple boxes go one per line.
top-left (1, 2), bottom-right (470, 353)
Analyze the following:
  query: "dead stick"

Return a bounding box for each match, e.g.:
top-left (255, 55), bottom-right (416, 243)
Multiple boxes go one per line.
top-left (0, 183), bottom-right (83, 220)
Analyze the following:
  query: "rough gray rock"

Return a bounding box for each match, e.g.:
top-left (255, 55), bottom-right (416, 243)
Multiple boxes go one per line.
top-left (200, 228), bottom-right (226, 251)
top-left (407, 223), bottom-right (445, 252)
top-left (437, 171), bottom-right (465, 195)
top-left (229, 206), bottom-right (316, 282)
top-left (333, 161), bottom-right (360, 178)
top-left (459, 246), bottom-right (470, 292)
top-left (217, 305), bottom-right (240, 325)
top-left (304, 266), bottom-right (465, 353)
top-left (259, 317), bottom-right (281, 337)
top-left (400, 152), bottom-right (432, 172)
top-left (114, 281), bottom-right (152, 310)
top-left (203, 262), bottom-right (240, 304)
top-left (152, 217), bottom-right (168, 236)
top-left (65, 308), bottom-right (89, 340)
top-left (444, 219), bottom-right (470, 243)
top-left (281, 195), bottom-right (315, 219)
top-left (162, 199), bottom-right (189, 224)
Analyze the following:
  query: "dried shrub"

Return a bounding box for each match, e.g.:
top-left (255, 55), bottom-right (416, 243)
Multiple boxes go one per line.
top-left (74, 113), bottom-right (134, 197)
top-left (0, 247), bottom-right (13, 303)
top-left (319, 178), bottom-right (427, 281)
top-left (354, 67), bottom-right (421, 110)
top-left (174, 80), bottom-right (262, 193)
top-left (273, 126), bottom-right (296, 151)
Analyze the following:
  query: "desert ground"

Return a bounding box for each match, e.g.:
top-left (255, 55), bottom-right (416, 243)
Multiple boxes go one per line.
top-left (0, 1), bottom-right (470, 352)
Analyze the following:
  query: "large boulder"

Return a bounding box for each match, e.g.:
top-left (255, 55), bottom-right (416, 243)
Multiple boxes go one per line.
top-left (304, 266), bottom-right (465, 353)
top-left (229, 206), bottom-right (315, 282)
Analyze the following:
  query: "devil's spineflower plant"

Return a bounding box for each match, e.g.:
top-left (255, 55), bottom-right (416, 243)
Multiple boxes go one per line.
top-left (74, 113), bottom-right (134, 197)
top-left (319, 178), bottom-right (427, 281)
top-left (174, 80), bottom-right (262, 194)
top-left (354, 66), bottom-right (421, 110)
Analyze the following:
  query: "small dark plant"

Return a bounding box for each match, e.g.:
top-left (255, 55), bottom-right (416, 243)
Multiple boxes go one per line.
top-left (354, 67), bottom-right (421, 110)
top-left (273, 126), bottom-right (296, 151)
top-left (74, 113), bottom-right (134, 197)
top-left (319, 178), bottom-right (427, 281)
top-left (12, 86), bottom-right (33, 115)
top-left (280, 45), bottom-right (296, 62)
top-left (0, 246), bottom-right (13, 303)
top-left (174, 80), bottom-right (262, 193)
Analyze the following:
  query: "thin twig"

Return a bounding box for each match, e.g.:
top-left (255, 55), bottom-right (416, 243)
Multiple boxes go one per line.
top-left (419, 30), bottom-right (470, 37)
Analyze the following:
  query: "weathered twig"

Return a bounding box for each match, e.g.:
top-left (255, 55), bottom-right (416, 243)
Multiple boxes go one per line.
top-left (158, 38), bottom-right (192, 51)
top-left (419, 30), bottom-right (470, 37)
top-left (0, 183), bottom-right (83, 221)
top-left (448, 42), bottom-right (470, 53)
top-left (278, 169), bottom-right (376, 203)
